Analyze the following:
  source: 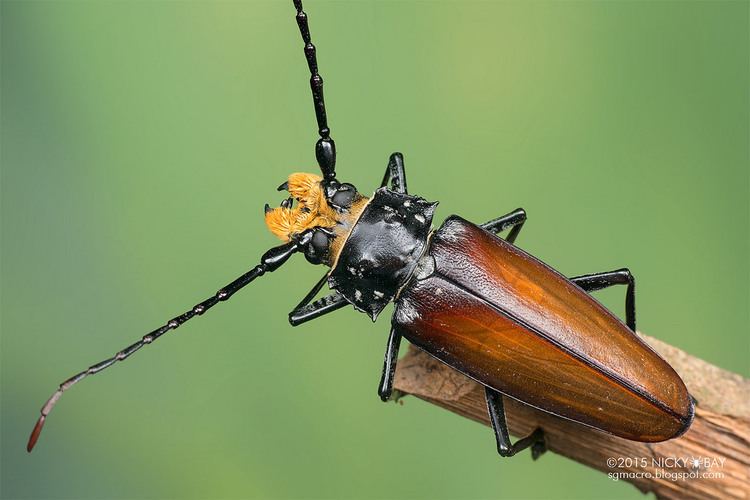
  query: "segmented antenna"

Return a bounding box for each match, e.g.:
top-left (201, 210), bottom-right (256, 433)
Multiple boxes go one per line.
top-left (27, 235), bottom-right (313, 452)
top-left (293, 0), bottom-right (336, 181)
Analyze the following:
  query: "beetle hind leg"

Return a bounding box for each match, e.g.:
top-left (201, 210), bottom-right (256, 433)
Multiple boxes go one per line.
top-left (485, 387), bottom-right (547, 459)
top-left (570, 268), bottom-right (635, 331)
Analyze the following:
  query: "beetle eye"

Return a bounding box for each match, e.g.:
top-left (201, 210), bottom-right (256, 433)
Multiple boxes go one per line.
top-left (330, 183), bottom-right (357, 210)
top-left (304, 229), bottom-right (332, 265)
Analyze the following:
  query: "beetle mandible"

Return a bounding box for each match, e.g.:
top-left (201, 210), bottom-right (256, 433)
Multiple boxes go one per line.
top-left (27, 0), bottom-right (694, 457)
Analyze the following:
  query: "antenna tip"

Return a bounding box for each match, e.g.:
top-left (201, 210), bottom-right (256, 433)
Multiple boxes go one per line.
top-left (27, 415), bottom-right (46, 453)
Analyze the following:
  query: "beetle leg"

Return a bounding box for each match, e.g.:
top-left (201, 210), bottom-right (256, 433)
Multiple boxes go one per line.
top-left (570, 268), bottom-right (636, 332)
top-left (292, 272), bottom-right (328, 310)
top-left (485, 387), bottom-right (546, 459)
top-left (480, 208), bottom-right (526, 244)
top-left (380, 153), bottom-right (408, 194)
top-left (288, 272), bottom-right (348, 326)
top-left (378, 328), bottom-right (403, 401)
top-left (288, 293), bottom-right (348, 326)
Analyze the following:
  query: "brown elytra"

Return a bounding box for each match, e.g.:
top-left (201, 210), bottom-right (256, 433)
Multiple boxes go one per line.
top-left (394, 216), bottom-right (693, 442)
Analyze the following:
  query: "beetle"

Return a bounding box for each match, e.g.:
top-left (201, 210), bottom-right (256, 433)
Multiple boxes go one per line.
top-left (27, 0), bottom-right (694, 457)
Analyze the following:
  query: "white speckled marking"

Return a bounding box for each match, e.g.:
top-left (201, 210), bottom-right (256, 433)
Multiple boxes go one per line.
top-left (438, 223), bottom-right (463, 243)
top-left (395, 299), bottom-right (418, 324)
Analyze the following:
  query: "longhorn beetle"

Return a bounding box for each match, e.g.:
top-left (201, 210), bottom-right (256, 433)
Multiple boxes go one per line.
top-left (28, 0), bottom-right (694, 456)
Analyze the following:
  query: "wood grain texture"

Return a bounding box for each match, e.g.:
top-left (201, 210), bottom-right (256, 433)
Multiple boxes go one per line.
top-left (393, 335), bottom-right (750, 499)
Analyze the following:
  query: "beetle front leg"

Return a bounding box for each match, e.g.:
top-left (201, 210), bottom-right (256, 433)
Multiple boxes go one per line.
top-left (485, 387), bottom-right (546, 459)
top-left (288, 272), bottom-right (348, 326)
top-left (378, 328), bottom-right (402, 401)
top-left (288, 293), bottom-right (348, 326)
top-left (380, 153), bottom-right (408, 194)
top-left (570, 268), bottom-right (635, 332)
top-left (480, 208), bottom-right (526, 244)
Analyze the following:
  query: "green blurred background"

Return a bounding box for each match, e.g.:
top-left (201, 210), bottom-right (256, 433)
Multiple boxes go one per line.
top-left (2, 1), bottom-right (747, 499)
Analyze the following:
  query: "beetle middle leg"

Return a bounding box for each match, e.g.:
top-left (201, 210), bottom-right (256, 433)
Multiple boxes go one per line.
top-left (481, 208), bottom-right (526, 244)
top-left (377, 328), bottom-right (402, 401)
top-left (570, 268), bottom-right (635, 332)
top-left (485, 387), bottom-right (546, 459)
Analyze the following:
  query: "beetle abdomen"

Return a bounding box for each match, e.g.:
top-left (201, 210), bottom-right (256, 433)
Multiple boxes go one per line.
top-left (394, 216), bottom-right (693, 442)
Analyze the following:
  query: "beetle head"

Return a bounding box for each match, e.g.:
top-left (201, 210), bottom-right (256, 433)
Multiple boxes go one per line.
top-left (265, 173), bottom-right (366, 265)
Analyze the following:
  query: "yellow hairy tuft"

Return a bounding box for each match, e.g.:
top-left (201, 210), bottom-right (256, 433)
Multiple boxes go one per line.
top-left (264, 173), bottom-right (338, 241)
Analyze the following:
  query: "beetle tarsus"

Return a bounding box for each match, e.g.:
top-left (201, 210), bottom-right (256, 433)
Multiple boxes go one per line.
top-left (485, 386), bottom-right (548, 459)
top-left (530, 428), bottom-right (547, 460)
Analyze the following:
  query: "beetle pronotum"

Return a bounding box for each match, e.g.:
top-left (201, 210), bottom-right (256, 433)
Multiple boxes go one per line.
top-left (28, 0), bottom-right (694, 457)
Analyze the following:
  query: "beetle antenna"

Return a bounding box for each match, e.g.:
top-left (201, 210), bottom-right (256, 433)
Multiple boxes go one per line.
top-left (293, 0), bottom-right (336, 181)
top-left (27, 233), bottom-right (314, 452)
